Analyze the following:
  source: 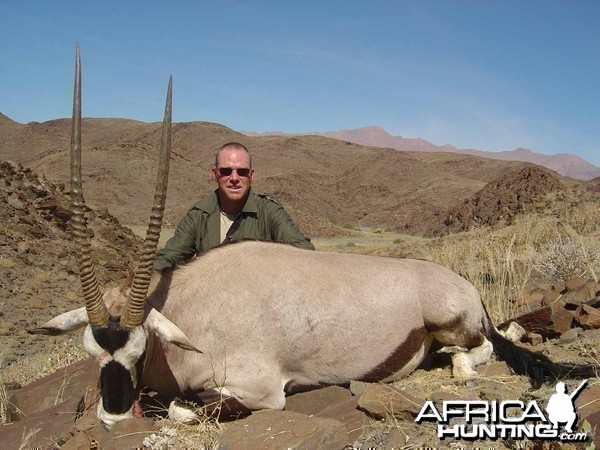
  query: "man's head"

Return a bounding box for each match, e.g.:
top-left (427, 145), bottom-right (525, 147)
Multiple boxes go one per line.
top-left (211, 142), bottom-right (254, 214)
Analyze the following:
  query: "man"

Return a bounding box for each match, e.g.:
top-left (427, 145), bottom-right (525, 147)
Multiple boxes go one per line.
top-left (154, 142), bottom-right (314, 270)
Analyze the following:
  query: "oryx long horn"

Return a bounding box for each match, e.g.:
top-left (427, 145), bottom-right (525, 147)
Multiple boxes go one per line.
top-left (121, 76), bottom-right (172, 329)
top-left (70, 44), bottom-right (110, 327)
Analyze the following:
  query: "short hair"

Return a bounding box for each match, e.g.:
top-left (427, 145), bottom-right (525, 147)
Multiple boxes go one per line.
top-left (215, 142), bottom-right (252, 167)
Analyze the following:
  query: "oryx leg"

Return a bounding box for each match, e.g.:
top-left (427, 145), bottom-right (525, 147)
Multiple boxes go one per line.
top-left (451, 337), bottom-right (493, 381)
top-left (191, 370), bottom-right (286, 419)
top-left (431, 325), bottom-right (493, 381)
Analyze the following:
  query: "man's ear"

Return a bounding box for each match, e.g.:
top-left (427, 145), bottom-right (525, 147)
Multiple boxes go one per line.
top-left (210, 167), bottom-right (217, 182)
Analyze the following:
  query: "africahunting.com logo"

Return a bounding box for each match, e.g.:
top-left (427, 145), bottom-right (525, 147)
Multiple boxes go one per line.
top-left (415, 380), bottom-right (589, 442)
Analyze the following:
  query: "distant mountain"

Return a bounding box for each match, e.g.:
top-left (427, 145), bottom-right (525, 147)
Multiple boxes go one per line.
top-left (241, 126), bottom-right (600, 181)
top-left (0, 112), bottom-right (558, 237)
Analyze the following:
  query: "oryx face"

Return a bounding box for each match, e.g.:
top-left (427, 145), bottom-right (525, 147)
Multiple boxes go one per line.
top-left (83, 318), bottom-right (147, 428)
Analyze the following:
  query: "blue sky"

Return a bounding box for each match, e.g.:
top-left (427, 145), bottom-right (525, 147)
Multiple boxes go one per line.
top-left (2, 1), bottom-right (599, 166)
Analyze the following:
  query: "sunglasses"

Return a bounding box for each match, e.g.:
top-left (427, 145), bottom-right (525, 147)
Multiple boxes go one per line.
top-left (217, 167), bottom-right (252, 177)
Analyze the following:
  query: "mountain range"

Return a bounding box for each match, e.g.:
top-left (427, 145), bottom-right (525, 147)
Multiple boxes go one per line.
top-left (241, 125), bottom-right (600, 181)
top-left (1, 112), bottom-right (596, 238)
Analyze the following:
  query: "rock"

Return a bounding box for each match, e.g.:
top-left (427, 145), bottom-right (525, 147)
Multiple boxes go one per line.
top-left (502, 321), bottom-right (527, 342)
top-left (506, 307), bottom-right (557, 338)
top-left (575, 304), bottom-right (600, 329)
top-left (575, 384), bottom-right (600, 421)
top-left (357, 384), bottom-right (421, 421)
top-left (349, 380), bottom-right (367, 396)
top-left (522, 289), bottom-right (544, 307)
top-left (60, 429), bottom-right (104, 450)
top-left (582, 410), bottom-right (600, 444)
top-left (315, 396), bottom-right (372, 443)
top-left (0, 394), bottom-right (82, 449)
top-left (219, 410), bottom-right (348, 450)
top-left (552, 301), bottom-right (575, 335)
top-left (477, 361), bottom-right (512, 377)
top-left (97, 418), bottom-right (157, 450)
top-left (526, 332), bottom-right (544, 346)
top-left (582, 281), bottom-right (600, 304)
top-left (537, 282), bottom-right (560, 293)
top-left (557, 327), bottom-right (581, 345)
top-left (384, 428), bottom-right (408, 449)
top-left (565, 276), bottom-right (588, 291)
top-left (9, 358), bottom-right (98, 417)
top-left (285, 385), bottom-right (351, 416)
top-left (563, 285), bottom-right (599, 306)
top-left (7, 195), bottom-right (25, 210)
top-left (542, 290), bottom-right (562, 307)
top-left (61, 418), bottom-right (158, 450)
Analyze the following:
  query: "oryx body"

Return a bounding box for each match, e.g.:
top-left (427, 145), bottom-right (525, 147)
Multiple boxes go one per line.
top-left (139, 241), bottom-right (487, 408)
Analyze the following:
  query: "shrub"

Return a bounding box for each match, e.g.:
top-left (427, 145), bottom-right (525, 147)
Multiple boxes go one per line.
top-left (534, 236), bottom-right (600, 284)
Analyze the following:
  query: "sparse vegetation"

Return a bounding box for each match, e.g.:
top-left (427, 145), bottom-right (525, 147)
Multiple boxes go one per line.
top-left (388, 204), bottom-right (600, 324)
top-left (0, 382), bottom-right (16, 425)
top-left (1, 337), bottom-right (88, 388)
top-left (534, 235), bottom-right (600, 284)
top-left (420, 231), bottom-right (532, 323)
top-left (17, 428), bottom-right (41, 450)
top-left (143, 417), bottom-right (222, 449)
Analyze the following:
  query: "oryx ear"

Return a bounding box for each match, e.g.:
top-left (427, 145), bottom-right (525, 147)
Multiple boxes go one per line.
top-left (145, 308), bottom-right (202, 353)
top-left (28, 307), bottom-right (89, 336)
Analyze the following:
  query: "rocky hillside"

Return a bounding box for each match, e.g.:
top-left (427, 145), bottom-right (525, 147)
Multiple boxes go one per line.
top-left (0, 161), bottom-right (141, 372)
top-left (441, 167), bottom-right (564, 234)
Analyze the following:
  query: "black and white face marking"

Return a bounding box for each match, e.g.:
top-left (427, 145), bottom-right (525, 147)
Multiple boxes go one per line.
top-left (83, 316), bottom-right (147, 429)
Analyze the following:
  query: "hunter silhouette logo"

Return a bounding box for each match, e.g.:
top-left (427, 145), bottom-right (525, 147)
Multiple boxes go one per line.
top-left (546, 379), bottom-right (587, 434)
top-left (416, 380), bottom-right (590, 442)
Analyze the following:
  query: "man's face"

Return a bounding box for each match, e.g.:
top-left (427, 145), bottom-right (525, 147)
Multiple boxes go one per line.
top-left (211, 148), bottom-right (254, 208)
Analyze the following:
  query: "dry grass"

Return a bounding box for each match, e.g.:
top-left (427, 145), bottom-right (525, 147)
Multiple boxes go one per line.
top-left (140, 397), bottom-right (224, 449)
top-left (312, 229), bottom-right (426, 255)
top-left (17, 428), bottom-right (41, 450)
top-left (143, 418), bottom-right (223, 449)
top-left (354, 204), bottom-right (600, 324)
top-left (0, 382), bottom-right (19, 425)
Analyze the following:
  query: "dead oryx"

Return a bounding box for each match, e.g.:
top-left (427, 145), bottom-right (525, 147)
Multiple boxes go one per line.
top-left (30, 47), bottom-right (597, 429)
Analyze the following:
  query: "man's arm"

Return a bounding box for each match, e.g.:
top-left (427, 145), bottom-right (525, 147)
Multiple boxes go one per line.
top-left (267, 203), bottom-right (315, 250)
top-left (153, 211), bottom-right (200, 270)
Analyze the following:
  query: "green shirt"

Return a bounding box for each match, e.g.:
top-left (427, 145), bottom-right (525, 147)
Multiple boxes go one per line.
top-left (154, 190), bottom-right (314, 270)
